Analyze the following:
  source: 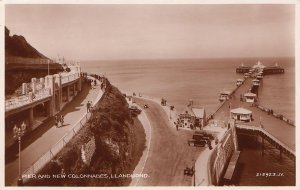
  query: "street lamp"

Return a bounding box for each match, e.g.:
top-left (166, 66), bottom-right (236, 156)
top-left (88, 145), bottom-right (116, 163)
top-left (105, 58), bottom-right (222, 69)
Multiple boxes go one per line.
top-left (47, 59), bottom-right (50, 76)
top-left (13, 122), bottom-right (27, 186)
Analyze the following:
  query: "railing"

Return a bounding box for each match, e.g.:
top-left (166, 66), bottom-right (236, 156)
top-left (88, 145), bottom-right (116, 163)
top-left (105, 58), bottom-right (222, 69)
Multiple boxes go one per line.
top-left (61, 72), bottom-right (80, 84)
top-left (5, 88), bottom-right (51, 111)
top-left (5, 95), bottom-right (30, 110)
top-left (22, 112), bottom-right (92, 182)
top-left (5, 70), bottom-right (80, 112)
top-left (254, 104), bottom-right (295, 126)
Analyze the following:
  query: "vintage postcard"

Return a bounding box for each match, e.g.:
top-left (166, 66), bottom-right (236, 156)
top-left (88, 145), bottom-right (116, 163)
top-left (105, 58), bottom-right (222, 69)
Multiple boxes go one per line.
top-left (1, 0), bottom-right (298, 189)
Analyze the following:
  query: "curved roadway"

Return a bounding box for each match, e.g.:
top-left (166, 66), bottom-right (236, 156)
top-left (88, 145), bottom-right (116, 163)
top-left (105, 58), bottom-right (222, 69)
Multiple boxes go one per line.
top-left (134, 98), bottom-right (203, 186)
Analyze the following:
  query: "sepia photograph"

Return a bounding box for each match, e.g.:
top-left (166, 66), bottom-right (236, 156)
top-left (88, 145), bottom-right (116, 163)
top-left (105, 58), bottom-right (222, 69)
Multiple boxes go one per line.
top-left (2, 1), bottom-right (297, 188)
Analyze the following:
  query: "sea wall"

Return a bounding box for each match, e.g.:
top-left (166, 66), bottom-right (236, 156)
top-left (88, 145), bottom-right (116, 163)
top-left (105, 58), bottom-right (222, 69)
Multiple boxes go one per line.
top-left (207, 122), bottom-right (237, 185)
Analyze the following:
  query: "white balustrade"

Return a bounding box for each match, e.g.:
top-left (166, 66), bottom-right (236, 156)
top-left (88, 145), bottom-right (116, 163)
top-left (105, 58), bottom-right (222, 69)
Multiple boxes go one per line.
top-left (6, 68), bottom-right (79, 111)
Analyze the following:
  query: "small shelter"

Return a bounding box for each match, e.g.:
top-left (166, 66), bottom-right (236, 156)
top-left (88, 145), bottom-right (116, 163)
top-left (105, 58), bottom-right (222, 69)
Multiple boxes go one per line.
top-left (230, 107), bottom-right (252, 122)
top-left (236, 79), bottom-right (244, 86)
top-left (244, 92), bottom-right (257, 103)
top-left (219, 90), bottom-right (231, 101)
top-left (244, 73), bottom-right (250, 78)
top-left (252, 79), bottom-right (260, 86)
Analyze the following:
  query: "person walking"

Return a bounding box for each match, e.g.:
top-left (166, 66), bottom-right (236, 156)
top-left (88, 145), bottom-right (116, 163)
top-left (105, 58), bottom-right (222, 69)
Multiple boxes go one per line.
top-left (55, 115), bottom-right (59, 128)
top-left (60, 115), bottom-right (64, 127)
top-left (21, 121), bottom-right (27, 132)
top-left (87, 101), bottom-right (91, 113)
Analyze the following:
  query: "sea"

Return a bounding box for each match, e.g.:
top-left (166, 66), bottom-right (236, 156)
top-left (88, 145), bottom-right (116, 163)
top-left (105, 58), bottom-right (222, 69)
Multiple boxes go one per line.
top-left (81, 57), bottom-right (295, 186)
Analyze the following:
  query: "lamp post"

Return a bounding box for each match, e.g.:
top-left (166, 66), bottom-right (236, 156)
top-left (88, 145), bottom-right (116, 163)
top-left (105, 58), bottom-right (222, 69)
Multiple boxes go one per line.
top-left (47, 59), bottom-right (50, 76)
top-left (192, 159), bottom-right (196, 186)
top-left (13, 122), bottom-right (27, 186)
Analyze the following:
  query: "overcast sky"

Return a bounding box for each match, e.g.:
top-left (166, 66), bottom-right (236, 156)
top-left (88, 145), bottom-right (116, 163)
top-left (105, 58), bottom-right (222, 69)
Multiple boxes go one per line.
top-left (5, 4), bottom-right (294, 60)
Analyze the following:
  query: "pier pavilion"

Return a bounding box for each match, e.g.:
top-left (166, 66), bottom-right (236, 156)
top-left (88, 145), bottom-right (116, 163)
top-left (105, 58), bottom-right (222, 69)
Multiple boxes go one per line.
top-left (244, 92), bottom-right (257, 103)
top-left (230, 107), bottom-right (252, 122)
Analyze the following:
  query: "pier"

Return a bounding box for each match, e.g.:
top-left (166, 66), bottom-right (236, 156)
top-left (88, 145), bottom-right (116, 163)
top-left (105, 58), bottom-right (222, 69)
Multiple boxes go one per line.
top-left (199, 62), bottom-right (294, 186)
top-left (236, 61), bottom-right (284, 75)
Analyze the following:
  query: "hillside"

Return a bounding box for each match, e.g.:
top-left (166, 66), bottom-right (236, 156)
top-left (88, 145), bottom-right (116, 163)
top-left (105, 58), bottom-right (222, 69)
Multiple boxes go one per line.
top-left (5, 27), bottom-right (47, 58)
top-left (5, 26), bottom-right (63, 96)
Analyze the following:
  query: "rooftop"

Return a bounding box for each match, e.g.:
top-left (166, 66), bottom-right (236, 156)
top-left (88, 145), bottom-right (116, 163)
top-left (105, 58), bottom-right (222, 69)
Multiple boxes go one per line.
top-left (230, 107), bottom-right (252, 115)
top-left (244, 92), bottom-right (256, 97)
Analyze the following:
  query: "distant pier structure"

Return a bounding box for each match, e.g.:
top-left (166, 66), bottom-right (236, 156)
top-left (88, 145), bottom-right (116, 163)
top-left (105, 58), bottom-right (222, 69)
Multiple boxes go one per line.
top-left (236, 61), bottom-right (284, 75)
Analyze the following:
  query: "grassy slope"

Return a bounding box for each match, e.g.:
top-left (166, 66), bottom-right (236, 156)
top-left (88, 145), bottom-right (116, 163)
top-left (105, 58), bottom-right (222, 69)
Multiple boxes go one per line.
top-left (25, 80), bottom-right (146, 186)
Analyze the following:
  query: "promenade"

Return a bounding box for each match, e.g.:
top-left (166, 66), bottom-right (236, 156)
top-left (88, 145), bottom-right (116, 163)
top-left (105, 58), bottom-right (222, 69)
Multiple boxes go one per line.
top-left (5, 78), bottom-right (103, 185)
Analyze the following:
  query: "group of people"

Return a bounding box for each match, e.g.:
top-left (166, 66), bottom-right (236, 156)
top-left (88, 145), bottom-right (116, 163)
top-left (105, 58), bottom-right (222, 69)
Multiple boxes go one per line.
top-left (81, 72), bottom-right (106, 90)
top-left (54, 114), bottom-right (65, 128)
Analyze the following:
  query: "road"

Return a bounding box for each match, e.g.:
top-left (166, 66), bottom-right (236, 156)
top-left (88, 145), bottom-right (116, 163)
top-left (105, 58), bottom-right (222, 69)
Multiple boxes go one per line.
top-left (133, 98), bottom-right (203, 186)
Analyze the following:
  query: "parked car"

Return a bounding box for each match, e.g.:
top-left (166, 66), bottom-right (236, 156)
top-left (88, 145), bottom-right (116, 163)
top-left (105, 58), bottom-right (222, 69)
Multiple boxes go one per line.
top-left (129, 106), bottom-right (142, 116)
top-left (195, 131), bottom-right (215, 140)
top-left (144, 104), bottom-right (149, 108)
top-left (188, 139), bottom-right (206, 147)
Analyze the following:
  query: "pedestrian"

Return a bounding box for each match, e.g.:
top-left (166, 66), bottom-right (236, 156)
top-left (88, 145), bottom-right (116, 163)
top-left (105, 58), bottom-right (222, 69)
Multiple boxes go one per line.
top-left (55, 115), bottom-right (59, 127)
top-left (87, 101), bottom-right (91, 113)
top-left (176, 124), bottom-right (179, 131)
top-left (21, 121), bottom-right (26, 133)
top-left (60, 115), bottom-right (64, 127)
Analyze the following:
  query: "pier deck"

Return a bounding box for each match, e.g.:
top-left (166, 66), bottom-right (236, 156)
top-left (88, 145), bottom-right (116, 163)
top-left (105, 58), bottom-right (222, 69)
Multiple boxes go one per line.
top-left (211, 78), bottom-right (295, 150)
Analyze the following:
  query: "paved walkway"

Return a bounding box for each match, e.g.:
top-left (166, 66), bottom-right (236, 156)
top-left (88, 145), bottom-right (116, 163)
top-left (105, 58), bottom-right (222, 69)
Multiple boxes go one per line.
top-left (5, 79), bottom-right (103, 186)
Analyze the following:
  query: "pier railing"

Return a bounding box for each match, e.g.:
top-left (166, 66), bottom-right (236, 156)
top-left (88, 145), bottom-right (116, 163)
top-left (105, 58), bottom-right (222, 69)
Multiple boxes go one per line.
top-left (254, 104), bottom-right (295, 126)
